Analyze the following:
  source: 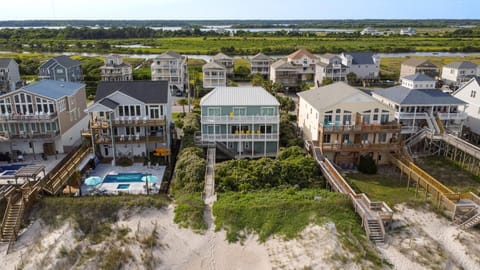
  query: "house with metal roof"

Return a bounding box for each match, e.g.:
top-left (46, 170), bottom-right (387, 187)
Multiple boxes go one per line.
top-left (270, 59), bottom-right (299, 88)
top-left (84, 81), bottom-right (171, 164)
top-left (212, 52), bottom-right (234, 75)
top-left (339, 52), bottom-right (380, 79)
top-left (441, 61), bottom-right (479, 86)
top-left (250, 53), bottom-right (272, 77)
top-left (315, 53), bottom-right (349, 86)
top-left (39, 55), bottom-right (83, 82)
top-left (452, 77), bottom-right (480, 138)
top-left (0, 58), bottom-right (21, 93)
top-left (100, 54), bottom-right (132, 82)
top-left (372, 76), bottom-right (467, 135)
top-left (287, 48), bottom-right (317, 82)
top-left (202, 61), bottom-right (227, 88)
top-left (199, 86), bottom-right (280, 158)
top-left (151, 51), bottom-right (189, 94)
top-left (297, 82), bottom-right (400, 166)
top-left (400, 58), bottom-right (438, 79)
top-left (0, 80), bottom-right (88, 155)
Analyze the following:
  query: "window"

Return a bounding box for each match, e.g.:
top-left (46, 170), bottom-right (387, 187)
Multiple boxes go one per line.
top-left (379, 133), bottom-right (387, 143)
top-left (233, 107), bottom-right (246, 116)
top-left (208, 107), bottom-right (221, 116)
top-left (380, 114), bottom-right (389, 124)
top-left (261, 107), bottom-right (275, 116)
top-left (324, 115), bottom-right (332, 124)
top-left (57, 68), bottom-right (64, 74)
top-left (471, 90), bottom-right (477, 98)
top-left (342, 134), bottom-right (350, 143)
top-left (323, 134), bottom-right (331, 143)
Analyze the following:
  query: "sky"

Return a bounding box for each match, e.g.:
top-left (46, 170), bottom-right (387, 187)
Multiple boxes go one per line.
top-left (1, 0), bottom-right (478, 20)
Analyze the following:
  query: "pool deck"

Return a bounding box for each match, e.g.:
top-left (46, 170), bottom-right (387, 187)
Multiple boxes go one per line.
top-left (81, 163), bottom-right (166, 195)
top-left (0, 153), bottom-right (67, 185)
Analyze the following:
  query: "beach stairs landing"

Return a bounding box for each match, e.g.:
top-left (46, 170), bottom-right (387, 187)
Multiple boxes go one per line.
top-left (1, 193), bottom-right (25, 253)
top-left (367, 219), bottom-right (385, 244)
top-left (459, 208), bottom-right (480, 229)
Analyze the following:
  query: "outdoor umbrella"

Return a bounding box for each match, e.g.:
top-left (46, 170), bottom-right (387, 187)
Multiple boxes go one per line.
top-left (84, 176), bottom-right (102, 186)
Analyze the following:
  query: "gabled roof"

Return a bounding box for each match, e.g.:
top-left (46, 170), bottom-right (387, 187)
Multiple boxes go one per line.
top-left (95, 81), bottom-right (169, 104)
top-left (156, 51), bottom-right (182, 59)
top-left (0, 58), bottom-right (14, 68)
top-left (344, 52), bottom-right (377, 65)
top-left (374, 86), bottom-right (466, 105)
top-left (251, 53), bottom-right (271, 60)
top-left (402, 73), bottom-right (435, 82)
top-left (320, 53), bottom-right (338, 60)
top-left (271, 59), bottom-right (297, 70)
top-left (444, 61), bottom-right (478, 69)
top-left (453, 76), bottom-right (480, 96)
top-left (200, 86), bottom-right (279, 106)
top-left (297, 82), bottom-right (384, 111)
top-left (203, 61), bottom-right (226, 70)
top-left (402, 58), bottom-right (437, 68)
top-left (50, 55), bottom-right (81, 68)
top-left (288, 48), bottom-right (317, 60)
top-left (212, 52), bottom-right (232, 60)
top-left (21, 80), bottom-right (84, 100)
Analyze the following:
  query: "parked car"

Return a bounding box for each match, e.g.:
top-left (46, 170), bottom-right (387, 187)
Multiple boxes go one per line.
top-left (175, 90), bottom-right (183, 97)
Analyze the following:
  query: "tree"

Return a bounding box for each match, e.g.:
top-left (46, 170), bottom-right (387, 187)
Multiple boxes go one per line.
top-left (251, 74), bottom-right (264, 86)
top-left (276, 95), bottom-right (295, 112)
top-left (322, 77), bottom-right (334, 85)
top-left (178, 98), bottom-right (187, 113)
top-left (346, 72), bottom-right (357, 84)
top-left (262, 80), bottom-right (283, 95)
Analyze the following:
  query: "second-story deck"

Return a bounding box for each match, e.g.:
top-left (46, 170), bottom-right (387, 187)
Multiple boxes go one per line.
top-left (0, 112), bottom-right (58, 123)
top-left (201, 115), bottom-right (279, 124)
top-left (91, 116), bottom-right (166, 129)
top-left (320, 122), bottom-right (401, 133)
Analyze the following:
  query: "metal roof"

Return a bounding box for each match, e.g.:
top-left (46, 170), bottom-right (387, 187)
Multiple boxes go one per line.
top-left (155, 51), bottom-right (182, 59)
top-left (95, 81), bottom-right (169, 104)
top-left (251, 53), bottom-right (271, 60)
top-left (200, 86), bottom-right (279, 107)
top-left (50, 55), bottom-right (81, 68)
top-left (22, 80), bottom-right (85, 99)
top-left (402, 58), bottom-right (436, 67)
top-left (402, 73), bottom-right (435, 82)
top-left (99, 98), bottom-right (119, 109)
top-left (0, 58), bottom-right (14, 68)
top-left (203, 61), bottom-right (226, 70)
top-left (288, 48), bottom-right (317, 60)
top-left (297, 82), bottom-right (385, 111)
top-left (271, 59), bottom-right (296, 70)
top-left (444, 61), bottom-right (478, 69)
top-left (212, 52), bottom-right (232, 60)
top-left (374, 86), bottom-right (466, 105)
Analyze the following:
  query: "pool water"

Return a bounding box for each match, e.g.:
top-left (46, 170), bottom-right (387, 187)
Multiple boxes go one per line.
top-left (103, 173), bottom-right (144, 183)
top-left (0, 164), bottom-right (29, 172)
top-left (2, 170), bottom-right (16, 176)
top-left (117, 184), bottom-right (130, 189)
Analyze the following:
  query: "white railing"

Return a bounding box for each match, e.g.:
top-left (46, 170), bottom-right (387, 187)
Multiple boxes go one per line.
top-left (401, 126), bottom-right (421, 134)
top-left (0, 112), bottom-right (58, 121)
top-left (201, 133), bottom-right (278, 141)
top-left (437, 112), bottom-right (468, 120)
top-left (202, 115), bottom-right (279, 124)
top-left (394, 112), bottom-right (430, 119)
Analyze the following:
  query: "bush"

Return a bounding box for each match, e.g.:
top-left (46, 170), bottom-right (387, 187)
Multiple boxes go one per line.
top-left (173, 192), bottom-right (207, 232)
top-left (358, 155), bottom-right (377, 174)
top-left (173, 147), bottom-right (206, 193)
top-left (117, 156), bottom-right (133, 167)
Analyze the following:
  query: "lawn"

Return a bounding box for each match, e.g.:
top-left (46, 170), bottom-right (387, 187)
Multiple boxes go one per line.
top-left (346, 170), bottom-right (421, 206)
top-left (416, 156), bottom-right (480, 194)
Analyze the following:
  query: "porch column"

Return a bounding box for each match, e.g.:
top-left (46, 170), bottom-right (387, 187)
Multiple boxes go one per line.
top-left (110, 111), bottom-right (116, 166)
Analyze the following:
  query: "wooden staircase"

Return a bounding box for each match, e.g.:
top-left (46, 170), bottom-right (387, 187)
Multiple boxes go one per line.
top-left (366, 218), bottom-right (385, 244)
top-left (459, 208), bottom-right (480, 229)
top-left (0, 193), bottom-right (25, 253)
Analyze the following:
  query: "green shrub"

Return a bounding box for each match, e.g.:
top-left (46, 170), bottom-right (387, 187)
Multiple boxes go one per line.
top-left (173, 192), bottom-right (207, 232)
top-left (116, 156), bottom-right (133, 167)
top-left (173, 147), bottom-right (206, 193)
top-left (358, 155), bottom-right (377, 174)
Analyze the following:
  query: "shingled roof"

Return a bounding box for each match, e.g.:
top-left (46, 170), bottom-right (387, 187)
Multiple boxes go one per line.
top-left (287, 49), bottom-right (317, 60)
top-left (95, 81), bottom-right (169, 104)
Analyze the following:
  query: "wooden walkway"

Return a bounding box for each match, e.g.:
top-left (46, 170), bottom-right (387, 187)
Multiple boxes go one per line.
top-left (309, 143), bottom-right (393, 244)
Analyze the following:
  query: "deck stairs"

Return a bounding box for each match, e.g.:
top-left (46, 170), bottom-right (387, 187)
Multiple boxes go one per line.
top-left (459, 208), bottom-right (480, 229)
top-left (0, 192), bottom-right (25, 253)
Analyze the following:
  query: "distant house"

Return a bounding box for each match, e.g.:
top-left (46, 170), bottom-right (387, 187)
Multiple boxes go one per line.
top-left (250, 53), bottom-right (272, 77)
top-left (212, 53), bottom-right (234, 75)
top-left (287, 48), bottom-right (317, 82)
top-left (297, 82), bottom-right (400, 166)
top-left (360, 27), bottom-right (379, 35)
top-left (84, 81), bottom-right (171, 162)
top-left (315, 53), bottom-right (349, 86)
top-left (452, 77), bottom-right (480, 136)
top-left (400, 58), bottom-right (439, 79)
top-left (199, 86), bottom-right (280, 158)
top-left (0, 80), bottom-right (88, 154)
top-left (0, 58), bottom-right (21, 93)
top-left (270, 59), bottom-right (299, 88)
top-left (100, 54), bottom-right (132, 82)
top-left (340, 52), bottom-right (380, 79)
top-left (151, 51), bottom-right (189, 93)
top-left (202, 61), bottom-right (227, 88)
top-left (372, 74), bottom-right (467, 135)
top-left (39, 55), bottom-right (83, 82)
top-left (442, 61), bottom-right (478, 86)
top-left (400, 27), bottom-right (417, 36)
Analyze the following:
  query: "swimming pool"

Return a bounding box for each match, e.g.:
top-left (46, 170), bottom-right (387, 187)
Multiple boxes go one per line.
top-left (0, 164), bottom-right (29, 172)
top-left (103, 173), bottom-right (145, 183)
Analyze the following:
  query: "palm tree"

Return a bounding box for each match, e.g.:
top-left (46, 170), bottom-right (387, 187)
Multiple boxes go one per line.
top-left (177, 98), bottom-right (187, 114)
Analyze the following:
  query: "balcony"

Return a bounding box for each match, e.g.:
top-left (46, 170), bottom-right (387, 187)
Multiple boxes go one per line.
top-left (320, 123), bottom-right (401, 133)
top-left (91, 116), bottom-right (167, 129)
top-left (321, 142), bottom-right (401, 152)
top-left (0, 130), bottom-right (60, 140)
top-left (90, 133), bottom-right (166, 145)
top-left (202, 115), bottom-right (279, 124)
top-left (201, 133), bottom-right (279, 142)
top-left (0, 112), bottom-right (58, 123)
top-left (394, 112), bottom-right (430, 120)
top-left (437, 112), bottom-right (467, 121)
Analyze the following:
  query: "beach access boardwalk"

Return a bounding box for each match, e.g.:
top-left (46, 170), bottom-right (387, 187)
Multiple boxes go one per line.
top-left (0, 145), bottom-right (92, 254)
top-left (308, 142), bottom-right (393, 244)
top-left (203, 146), bottom-right (217, 204)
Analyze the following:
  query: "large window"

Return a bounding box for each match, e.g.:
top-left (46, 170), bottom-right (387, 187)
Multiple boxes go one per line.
top-left (207, 107), bottom-right (221, 116)
top-left (261, 107), bottom-right (275, 116)
top-left (233, 107), bottom-right (246, 116)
